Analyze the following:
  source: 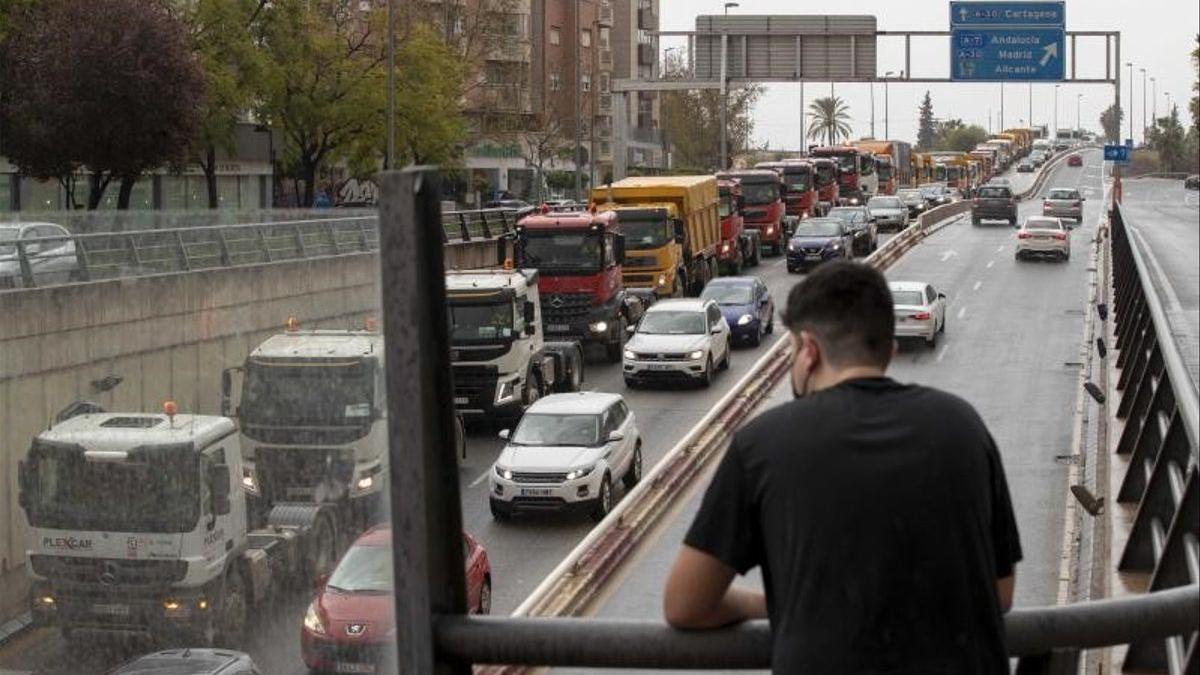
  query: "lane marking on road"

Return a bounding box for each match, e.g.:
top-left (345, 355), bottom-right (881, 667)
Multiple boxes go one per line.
top-left (469, 468), bottom-right (492, 488)
top-left (936, 345), bottom-right (950, 362)
top-left (939, 249), bottom-right (958, 262)
top-left (957, 306), bottom-right (968, 319)
top-left (986, 260), bottom-right (995, 269)
top-left (997, 244), bottom-right (1005, 252)
top-left (973, 280), bottom-right (983, 291)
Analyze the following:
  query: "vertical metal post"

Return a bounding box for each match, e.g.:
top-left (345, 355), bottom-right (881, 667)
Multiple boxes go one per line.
top-left (613, 90), bottom-right (628, 180)
top-left (1140, 68), bottom-right (1147, 144)
top-left (386, 0), bottom-right (395, 170)
top-left (380, 168), bottom-right (469, 675)
top-left (904, 35), bottom-right (911, 83)
top-left (1071, 33), bottom-right (1076, 81)
top-left (1000, 82), bottom-right (1005, 130)
top-left (1114, 34), bottom-right (1121, 137)
top-left (719, 32), bottom-right (728, 170)
top-left (1127, 61), bottom-right (1134, 143)
top-left (574, 0), bottom-right (583, 200)
top-left (869, 79), bottom-right (875, 138)
top-left (884, 79), bottom-right (889, 139)
top-left (1029, 82), bottom-right (1034, 133)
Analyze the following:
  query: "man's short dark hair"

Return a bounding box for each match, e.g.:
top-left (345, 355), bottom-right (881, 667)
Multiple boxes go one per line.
top-left (782, 261), bottom-right (894, 368)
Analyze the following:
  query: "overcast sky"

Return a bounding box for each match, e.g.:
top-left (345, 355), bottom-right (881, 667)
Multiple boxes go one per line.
top-left (658, 0), bottom-right (1198, 149)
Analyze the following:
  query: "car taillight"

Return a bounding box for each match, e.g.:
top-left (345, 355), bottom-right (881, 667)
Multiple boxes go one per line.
top-left (910, 312), bottom-right (931, 320)
top-left (1054, 232), bottom-right (1067, 240)
top-left (1017, 232), bottom-right (1032, 239)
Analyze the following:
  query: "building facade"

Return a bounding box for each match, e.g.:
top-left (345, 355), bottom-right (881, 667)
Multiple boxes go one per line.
top-left (611, 0), bottom-right (665, 172)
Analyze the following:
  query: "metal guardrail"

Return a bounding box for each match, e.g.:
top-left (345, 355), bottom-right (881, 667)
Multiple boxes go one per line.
top-left (1108, 202), bottom-right (1200, 674)
top-left (0, 208), bottom-right (519, 290)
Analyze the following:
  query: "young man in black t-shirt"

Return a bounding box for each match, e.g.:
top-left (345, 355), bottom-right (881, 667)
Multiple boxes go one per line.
top-left (663, 261), bottom-right (1022, 674)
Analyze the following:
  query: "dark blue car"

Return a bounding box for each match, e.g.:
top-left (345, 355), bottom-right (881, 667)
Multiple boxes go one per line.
top-left (786, 217), bottom-right (853, 273)
top-left (699, 277), bottom-right (774, 347)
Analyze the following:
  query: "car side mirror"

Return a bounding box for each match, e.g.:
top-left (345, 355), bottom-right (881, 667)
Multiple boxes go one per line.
top-left (614, 234), bottom-right (626, 265)
top-left (607, 431), bottom-right (625, 443)
top-left (498, 429), bottom-right (511, 441)
top-left (937, 292), bottom-right (947, 300)
top-left (524, 301), bottom-right (536, 326)
top-left (736, 196), bottom-right (745, 211)
top-left (626, 322), bottom-right (638, 335)
top-left (209, 464), bottom-right (231, 516)
top-left (710, 325), bottom-right (722, 334)
top-left (220, 367), bottom-right (242, 418)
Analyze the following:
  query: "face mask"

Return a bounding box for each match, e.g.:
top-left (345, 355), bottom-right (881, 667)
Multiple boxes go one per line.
top-left (791, 335), bottom-right (816, 400)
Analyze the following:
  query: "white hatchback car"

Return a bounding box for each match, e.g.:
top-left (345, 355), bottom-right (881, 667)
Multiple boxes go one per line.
top-left (1016, 216), bottom-right (1071, 261)
top-left (489, 392), bottom-right (641, 522)
top-left (889, 281), bottom-right (947, 348)
top-left (622, 298), bottom-right (731, 388)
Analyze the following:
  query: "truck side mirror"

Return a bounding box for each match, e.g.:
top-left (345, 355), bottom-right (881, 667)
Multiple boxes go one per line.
top-left (220, 367), bottom-right (241, 418)
top-left (614, 234), bottom-right (626, 265)
top-left (735, 195), bottom-right (745, 211)
top-left (524, 301), bottom-right (536, 335)
top-left (17, 460), bottom-right (32, 511)
top-left (496, 237), bottom-right (509, 267)
top-left (209, 464), bottom-right (231, 516)
top-left (673, 220), bottom-right (685, 244)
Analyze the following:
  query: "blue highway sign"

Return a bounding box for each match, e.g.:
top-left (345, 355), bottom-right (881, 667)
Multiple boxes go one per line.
top-left (1104, 144), bottom-right (1130, 163)
top-left (950, 2), bottom-right (1065, 28)
top-left (951, 28), bottom-right (1065, 81)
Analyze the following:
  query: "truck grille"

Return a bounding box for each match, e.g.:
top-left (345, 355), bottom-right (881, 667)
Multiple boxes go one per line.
top-left (742, 209), bottom-right (768, 220)
top-left (624, 273), bottom-right (656, 285)
top-left (30, 556), bottom-right (187, 585)
top-left (542, 293), bottom-right (593, 323)
top-left (452, 365), bottom-right (498, 409)
top-left (255, 447), bottom-right (354, 501)
top-left (511, 471), bottom-right (568, 484)
top-left (623, 256), bottom-right (657, 268)
top-left (450, 344), bottom-right (510, 362)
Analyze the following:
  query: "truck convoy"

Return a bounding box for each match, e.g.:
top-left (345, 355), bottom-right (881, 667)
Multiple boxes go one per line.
top-left (811, 146), bottom-right (878, 205)
top-left (591, 176), bottom-right (721, 298)
top-left (715, 178), bottom-right (762, 274)
top-left (445, 268), bottom-right (584, 413)
top-left (850, 140), bottom-right (913, 195)
top-left (510, 207), bottom-right (645, 362)
top-left (753, 161), bottom-right (821, 220)
top-left (19, 405), bottom-right (342, 645)
top-left (720, 169), bottom-right (788, 256)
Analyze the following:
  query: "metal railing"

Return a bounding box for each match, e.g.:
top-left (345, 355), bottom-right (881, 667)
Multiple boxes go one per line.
top-left (0, 208), bottom-right (518, 290)
top-left (377, 168), bottom-right (1200, 675)
top-left (1109, 202), bottom-right (1200, 674)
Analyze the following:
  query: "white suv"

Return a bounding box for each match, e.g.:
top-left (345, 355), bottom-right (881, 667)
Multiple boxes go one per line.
top-left (489, 392), bottom-right (641, 522)
top-left (622, 299), bottom-right (731, 388)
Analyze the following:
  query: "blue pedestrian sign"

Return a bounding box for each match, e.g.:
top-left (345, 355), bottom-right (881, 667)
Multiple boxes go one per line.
top-left (951, 28), bottom-right (1065, 81)
top-left (1104, 144), bottom-right (1130, 164)
top-left (950, 2), bottom-right (1065, 27)
top-left (949, 1), bottom-right (1066, 82)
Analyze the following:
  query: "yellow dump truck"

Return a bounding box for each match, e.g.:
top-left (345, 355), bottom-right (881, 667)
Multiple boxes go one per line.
top-left (591, 176), bottom-right (721, 298)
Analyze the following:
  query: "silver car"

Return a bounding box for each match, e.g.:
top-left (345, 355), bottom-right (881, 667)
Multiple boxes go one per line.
top-left (1042, 187), bottom-right (1084, 224)
top-left (622, 298), bottom-right (731, 388)
top-left (889, 280), bottom-right (947, 348)
top-left (867, 196), bottom-right (909, 232)
top-left (1016, 216), bottom-right (1071, 261)
top-left (0, 222), bottom-right (79, 289)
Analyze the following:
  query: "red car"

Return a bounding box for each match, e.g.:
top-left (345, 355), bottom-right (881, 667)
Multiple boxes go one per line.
top-left (301, 526), bottom-right (491, 673)
top-left (1067, 154), bottom-right (1083, 167)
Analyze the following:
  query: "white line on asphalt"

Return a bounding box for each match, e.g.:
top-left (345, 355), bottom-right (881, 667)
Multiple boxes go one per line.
top-left (936, 345), bottom-right (950, 362)
top-left (939, 250), bottom-right (958, 262)
top-left (973, 280), bottom-right (983, 291)
top-left (469, 468), bottom-right (491, 488)
top-left (986, 260), bottom-right (995, 269)
top-left (997, 244), bottom-right (1005, 252)
top-left (957, 306), bottom-right (968, 319)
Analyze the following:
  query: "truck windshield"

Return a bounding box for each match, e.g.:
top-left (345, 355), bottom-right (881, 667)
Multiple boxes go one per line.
top-left (241, 360), bottom-right (375, 428)
top-left (448, 302), bottom-right (517, 343)
top-left (25, 442), bottom-right (199, 533)
top-left (622, 215), bottom-right (672, 250)
top-left (521, 232), bottom-right (602, 272)
top-left (814, 164), bottom-right (835, 186)
top-left (741, 182), bottom-right (778, 205)
top-left (829, 154), bottom-right (857, 173)
top-left (719, 195), bottom-right (734, 218)
top-left (783, 174), bottom-right (810, 192)
top-left (878, 165), bottom-right (893, 181)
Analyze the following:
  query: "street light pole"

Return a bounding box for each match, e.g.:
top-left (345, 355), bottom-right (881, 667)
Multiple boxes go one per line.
top-left (1139, 67), bottom-right (1147, 144)
top-left (870, 80), bottom-right (875, 138)
top-left (1053, 84), bottom-right (1059, 141)
top-left (1125, 61), bottom-right (1134, 143)
top-left (1076, 94), bottom-right (1082, 137)
top-left (385, 0), bottom-right (395, 170)
top-left (1029, 82), bottom-right (1033, 132)
top-left (1150, 76), bottom-right (1157, 126)
top-left (999, 81), bottom-right (1004, 130)
top-left (884, 71), bottom-right (895, 139)
top-left (573, 0), bottom-right (582, 200)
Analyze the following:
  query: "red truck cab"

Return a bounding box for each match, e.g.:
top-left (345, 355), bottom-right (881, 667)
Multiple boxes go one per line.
top-left (810, 157), bottom-right (841, 214)
top-left (755, 160), bottom-right (820, 220)
top-left (718, 169), bottom-right (786, 256)
top-left (716, 179), bottom-right (746, 273)
top-left (812, 146), bottom-right (876, 205)
top-left (513, 206), bottom-right (644, 361)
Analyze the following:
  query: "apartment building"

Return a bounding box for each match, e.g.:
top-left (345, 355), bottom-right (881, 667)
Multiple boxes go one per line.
top-left (610, 0), bottom-right (665, 172)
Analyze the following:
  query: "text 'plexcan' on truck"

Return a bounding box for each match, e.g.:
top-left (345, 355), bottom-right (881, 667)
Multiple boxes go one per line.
top-left (811, 146), bottom-right (878, 206)
top-left (18, 403), bottom-right (342, 645)
top-left (446, 267), bottom-right (584, 418)
top-left (508, 205), bottom-right (646, 362)
top-left (590, 176), bottom-right (721, 299)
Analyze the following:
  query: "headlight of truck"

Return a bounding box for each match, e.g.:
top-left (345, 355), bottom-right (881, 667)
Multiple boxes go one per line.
top-left (242, 468), bottom-right (259, 495)
top-left (688, 350), bottom-right (704, 360)
top-left (737, 314), bottom-right (754, 326)
top-left (623, 349), bottom-right (637, 360)
top-left (303, 602), bottom-right (327, 635)
top-left (565, 465), bottom-right (595, 481)
top-left (589, 320), bottom-right (608, 334)
top-left (495, 379), bottom-right (517, 405)
top-left (657, 273), bottom-right (667, 287)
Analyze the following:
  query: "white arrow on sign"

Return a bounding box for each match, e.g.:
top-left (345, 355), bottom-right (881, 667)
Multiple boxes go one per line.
top-left (958, 7), bottom-right (969, 21)
top-left (1040, 42), bottom-right (1059, 67)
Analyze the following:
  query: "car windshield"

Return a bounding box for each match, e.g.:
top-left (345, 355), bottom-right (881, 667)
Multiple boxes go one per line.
top-left (1024, 218), bottom-right (1062, 230)
top-left (510, 413), bottom-right (600, 446)
top-left (892, 290), bottom-right (925, 307)
top-left (793, 220), bottom-right (842, 237)
top-left (637, 310), bottom-right (706, 335)
top-left (898, 190), bottom-right (922, 201)
top-left (827, 208), bottom-right (865, 223)
top-left (521, 232), bottom-right (602, 271)
top-left (978, 187), bottom-right (1010, 198)
top-left (241, 359), bottom-right (376, 428)
top-left (741, 182), bottom-right (778, 205)
top-left (622, 214), bottom-right (672, 249)
top-left (868, 197), bottom-right (902, 209)
top-left (920, 187), bottom-right (941, 197)
top-left (1049, 190), bottom-right (1079, 200)
top-left (327, 544), bottom-right (392, 593)
top-left (0, 227), bottom-right (18, 255)
top-left (701, 284), bottom-right (753, 305)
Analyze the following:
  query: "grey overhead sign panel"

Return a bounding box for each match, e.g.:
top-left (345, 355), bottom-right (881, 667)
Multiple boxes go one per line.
top-left (693, 15), bottom-right (878, 82)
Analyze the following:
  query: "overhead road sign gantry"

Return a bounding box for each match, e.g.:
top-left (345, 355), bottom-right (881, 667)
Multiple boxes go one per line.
top-left (949, 1), bottom-right (1065, 82)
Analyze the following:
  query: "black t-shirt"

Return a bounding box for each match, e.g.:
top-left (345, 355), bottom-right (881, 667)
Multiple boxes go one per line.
top-left (685, 377), bottom-right (1022, 674)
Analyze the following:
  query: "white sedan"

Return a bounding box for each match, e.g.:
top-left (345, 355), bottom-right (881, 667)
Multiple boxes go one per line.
top-left (889, 280), bottom-right (947, 348)
top-left (623, 298), bottom-right (732, 388)
top-left (1015, 216), bottom-right (1071, 261)
top-left (490, 392), bottom-right (641, 522)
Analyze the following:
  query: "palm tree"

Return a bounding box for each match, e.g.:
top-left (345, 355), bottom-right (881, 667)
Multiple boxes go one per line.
top-left (807, 96), bottom-right (853, 146)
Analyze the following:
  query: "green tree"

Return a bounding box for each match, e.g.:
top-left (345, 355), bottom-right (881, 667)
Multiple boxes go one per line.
top-left (1100, 103), bottom-right (1123, 142)
top-left (394, 23), bottom-right (467, 166)
top-left (806, 97), bottom-right (852, 146)
top-left (257, 0), bottom-right (385, 207)
top-left (660, 50), bottom-right (763, 171)
top-left (934, 124), bottom-right (989, 152)
top-left (1148, 105), bottom-right (1189, 172)
top-left (916, 91), bottom-right (935, 150)
top-left (1190, 34), bottom-right (1199, 134)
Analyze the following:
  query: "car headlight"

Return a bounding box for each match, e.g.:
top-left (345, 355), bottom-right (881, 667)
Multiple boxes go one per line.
top-left (829, 242), bottom-right (842, 250)
top-left (494, 465), bottom-right (513, 480)
top-left (688, 350), bottom-right (704, 360)
top-left (801, 211), bottom-right (809, 219)
top-left (589, 320), bottom-right (608, 334)
top-left (788, 241), bottom-right (800, 252)
top-left (303, 602), bottom-right (326, 635)
top-left (623, 349), bottom-right (637, 360)
top-left (495, 379), bottom-right (517, 405)
top-left (849, 198), bottom-right (859, 205)
top-left (656, 273), bottom-right (667, 287)
top-left (565, 465), bottom-right (595, 481)
top-left (241, 468), bottom-right (259, 495)
top-left (737, 314), bottom-right (754, 326)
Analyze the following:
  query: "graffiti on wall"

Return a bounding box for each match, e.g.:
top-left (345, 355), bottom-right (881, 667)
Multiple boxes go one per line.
top-left (336, 178), bottom-right (378, 206)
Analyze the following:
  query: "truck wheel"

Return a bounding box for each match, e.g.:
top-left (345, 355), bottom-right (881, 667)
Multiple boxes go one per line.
top-left (523, 369), bottom-right (543, 407)
top-left (590, 475), bottom-right (613, 522)
top-left (605, 317), bottom-right (627, 363)
top-left (216, 571), bottom-right (248, 647)
top-left (622, 443), bottom-right (643, 489)
top-left (700, 356), bottom-right (714, 388)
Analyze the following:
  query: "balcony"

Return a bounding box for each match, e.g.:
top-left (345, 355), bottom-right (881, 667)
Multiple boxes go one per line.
top-left (638, 8), bottom-right (657, 29)
top-left (598, 93), bottom-right (612, 112)
top-left (629, 126), bottom-right (663, 146)
top-left (598, 3), bottom-right (613, 27)
top-left (637, 43), bottom-right (655, 66)
top-left (599, 48), bottom-right (613, 68)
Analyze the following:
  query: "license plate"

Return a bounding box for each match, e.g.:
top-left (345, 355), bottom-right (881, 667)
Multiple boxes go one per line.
top-left (805, 254), bottom-right (822, 261)
top-left (647, 364), bottom-right (673, 371)
top-left (453, 397), bottom-right (469, 405)
top-left (546, 324), bottom-right (570, 332)
top-left (334, 663), bottom-right (376, 674)
top-left (521, 488), bottom-right (552, 497)
top-left (93, 603), bottom-right (130, 616)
